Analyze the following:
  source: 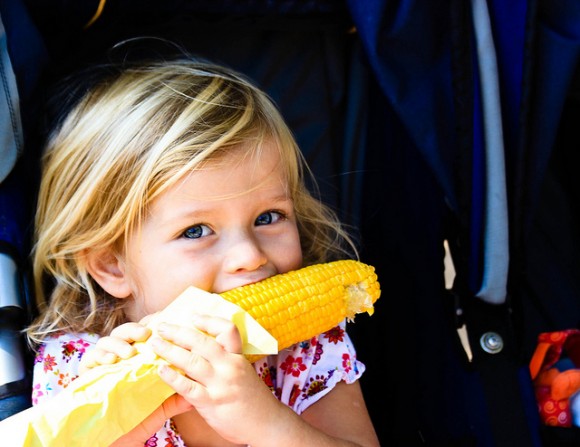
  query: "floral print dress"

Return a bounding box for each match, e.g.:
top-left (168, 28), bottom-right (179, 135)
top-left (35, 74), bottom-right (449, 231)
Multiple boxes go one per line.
top-left (32, 321), bottom-right (364, 446)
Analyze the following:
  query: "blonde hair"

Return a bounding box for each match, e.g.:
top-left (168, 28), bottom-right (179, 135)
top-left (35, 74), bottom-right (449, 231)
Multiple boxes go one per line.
top-left (27, 58), bottom-right (356, 344)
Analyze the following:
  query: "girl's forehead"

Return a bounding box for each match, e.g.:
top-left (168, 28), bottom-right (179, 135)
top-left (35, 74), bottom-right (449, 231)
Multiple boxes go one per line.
top-left (165, 140), bottom-right (290, 202)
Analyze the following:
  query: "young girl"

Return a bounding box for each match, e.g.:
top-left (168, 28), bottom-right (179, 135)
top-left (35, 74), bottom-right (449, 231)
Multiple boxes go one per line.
top-left (27, 58), bottom-right (379, 446)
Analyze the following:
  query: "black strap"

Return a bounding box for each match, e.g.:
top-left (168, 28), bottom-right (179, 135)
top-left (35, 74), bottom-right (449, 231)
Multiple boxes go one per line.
top-left (461, 295), bottom-right (538, 447)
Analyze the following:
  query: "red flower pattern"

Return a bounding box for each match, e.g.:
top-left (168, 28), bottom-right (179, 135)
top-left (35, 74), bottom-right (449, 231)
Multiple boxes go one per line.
top-left (280, 355), bottom-right (307, 377)
top-left (323, 326), bottom-right (345, 344)
top-left (288, 383), bottom-right (301, 407)
top-left (43, 354), bottom-right (57, 372)
top-left (342, 353), bottom-right (352, 373)
top-left (61, 339), bottom-right (90, 362)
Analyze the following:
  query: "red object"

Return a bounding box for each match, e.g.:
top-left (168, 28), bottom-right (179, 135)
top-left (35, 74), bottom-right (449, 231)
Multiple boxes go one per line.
top-left (529, 330), bottom-right (580, 427)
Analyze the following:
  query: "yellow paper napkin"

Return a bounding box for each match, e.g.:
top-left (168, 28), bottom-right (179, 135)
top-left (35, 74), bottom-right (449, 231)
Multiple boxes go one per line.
top-left (0, 287), bottom-right (277, 446)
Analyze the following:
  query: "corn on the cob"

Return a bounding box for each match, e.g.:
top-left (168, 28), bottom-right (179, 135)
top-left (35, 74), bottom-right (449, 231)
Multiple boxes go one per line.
top-left (219, 259), bottom-right (381, 361)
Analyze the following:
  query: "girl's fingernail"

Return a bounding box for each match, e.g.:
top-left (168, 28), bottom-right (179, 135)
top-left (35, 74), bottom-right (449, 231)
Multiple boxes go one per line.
top-left (158, 364), bottom-right (177, 380)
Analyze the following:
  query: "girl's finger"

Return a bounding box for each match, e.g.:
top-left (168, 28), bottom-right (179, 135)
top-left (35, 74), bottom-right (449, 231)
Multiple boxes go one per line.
top-left (109, 322), bottom-right (151, 343)
top-left (150, 336), bottom-right (213, 383)
top-left (79, 349), bottom-right (117, 375)
top-left (155, 322), bottom-right (222, 356)
top-left (157, 364), bottom-right (207, 403)
top-left (94, 335), bottom-right (137, 360)
top-left (190, 315), bottom-right (243, 354)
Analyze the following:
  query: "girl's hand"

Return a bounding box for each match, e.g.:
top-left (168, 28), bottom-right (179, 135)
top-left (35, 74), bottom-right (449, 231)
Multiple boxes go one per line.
top-left (150, 316), bottom-right (284, 445)
top-left (79, 322), bottom-right (151, 375)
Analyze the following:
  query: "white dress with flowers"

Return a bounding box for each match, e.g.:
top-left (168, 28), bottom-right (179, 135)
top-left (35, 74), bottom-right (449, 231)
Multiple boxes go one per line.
top-left (32, 321), bottom-right (364, 446)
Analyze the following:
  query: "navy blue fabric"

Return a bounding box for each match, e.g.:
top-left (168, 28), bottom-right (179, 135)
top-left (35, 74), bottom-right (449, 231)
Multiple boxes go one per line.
top-left (515, 0), bottom-right (580, 368)
top-left (354, 84), bottom-right (468, 444)
top-left (0, 0), bottom-right (47, 255)
top-left (0, 0), bottom-right (46, 102)
top-left (0, 171), bottom-right (28, 256)
top-left (346, 0), bottom-right (576, 445)
top-left (346, 0), bottom-right (458, 212)
top-left (487, 0), bottom-right (527, 158)
top-left (0, 0), bottom-right (47, 422)
top-left (522, 1), bottom-right (580, 234)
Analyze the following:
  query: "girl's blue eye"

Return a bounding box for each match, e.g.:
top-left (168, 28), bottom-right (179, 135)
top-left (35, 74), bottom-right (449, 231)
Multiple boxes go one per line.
top-left (182, 224), bottom-right (212, 239)
top-left (255, 211), bottom-right (284, 226)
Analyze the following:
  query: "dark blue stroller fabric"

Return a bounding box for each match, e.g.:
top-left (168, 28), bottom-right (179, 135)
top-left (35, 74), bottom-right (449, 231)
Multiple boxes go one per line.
top-left (347, 0), bottom-right (580, 445)
top-left (0, 0), bottom-right (46, 421)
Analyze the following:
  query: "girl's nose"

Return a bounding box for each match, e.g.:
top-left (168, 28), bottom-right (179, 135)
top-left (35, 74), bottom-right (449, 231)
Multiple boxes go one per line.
top-left (223, 232), bottom-right (268, 273)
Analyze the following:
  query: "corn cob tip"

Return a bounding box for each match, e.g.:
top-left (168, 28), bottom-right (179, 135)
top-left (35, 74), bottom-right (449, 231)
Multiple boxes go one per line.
top-left (345, 284), bottom-right (375, 321)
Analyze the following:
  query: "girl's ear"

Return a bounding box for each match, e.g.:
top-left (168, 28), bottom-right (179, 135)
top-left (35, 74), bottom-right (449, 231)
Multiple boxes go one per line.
top-left (85, 249), bottom-right (132, 299)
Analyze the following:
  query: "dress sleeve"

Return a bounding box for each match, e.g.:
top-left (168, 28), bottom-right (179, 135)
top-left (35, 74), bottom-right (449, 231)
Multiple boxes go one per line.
top-left (253, 320), bottom-right (365, 415)
top-left (31, 332), bottom-right (98, 405)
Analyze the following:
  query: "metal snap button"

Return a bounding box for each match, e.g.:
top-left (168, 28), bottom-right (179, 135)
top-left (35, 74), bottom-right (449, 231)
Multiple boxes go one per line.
top-left (480, 331), bottom-right (503, 354)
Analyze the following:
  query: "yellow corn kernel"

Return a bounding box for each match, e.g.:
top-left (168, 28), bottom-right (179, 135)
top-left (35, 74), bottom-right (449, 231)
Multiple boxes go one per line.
top-left (220, 260), bottom-right (380, 361)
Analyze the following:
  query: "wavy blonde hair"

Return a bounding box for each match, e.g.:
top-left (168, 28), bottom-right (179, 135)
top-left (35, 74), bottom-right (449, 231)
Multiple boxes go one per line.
top-left (27, 58), bottom-right (356, 345)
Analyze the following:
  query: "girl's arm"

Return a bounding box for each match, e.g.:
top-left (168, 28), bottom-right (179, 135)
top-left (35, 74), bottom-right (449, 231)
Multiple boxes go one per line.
top-left (300, 381), bottom-right (380, 447)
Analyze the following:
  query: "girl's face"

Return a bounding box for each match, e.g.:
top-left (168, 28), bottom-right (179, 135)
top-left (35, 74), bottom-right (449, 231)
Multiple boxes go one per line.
top-left (122, 141), bottom-right (303, 321)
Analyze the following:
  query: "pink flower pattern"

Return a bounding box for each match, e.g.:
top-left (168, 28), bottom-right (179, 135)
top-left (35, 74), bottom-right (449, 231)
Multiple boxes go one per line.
top-left (32, 321), bottom-right (363, 445)
top-left (342, 353), bottom-right (352, 373)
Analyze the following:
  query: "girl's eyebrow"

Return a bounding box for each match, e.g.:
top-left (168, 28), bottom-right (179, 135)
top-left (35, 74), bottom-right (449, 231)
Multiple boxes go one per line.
top-left (163, 206), bottom-right (212, 223)
top-left (267, 194), bottom-right (294, 204)
top-left (156, 191), bottom-right (294, 222)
